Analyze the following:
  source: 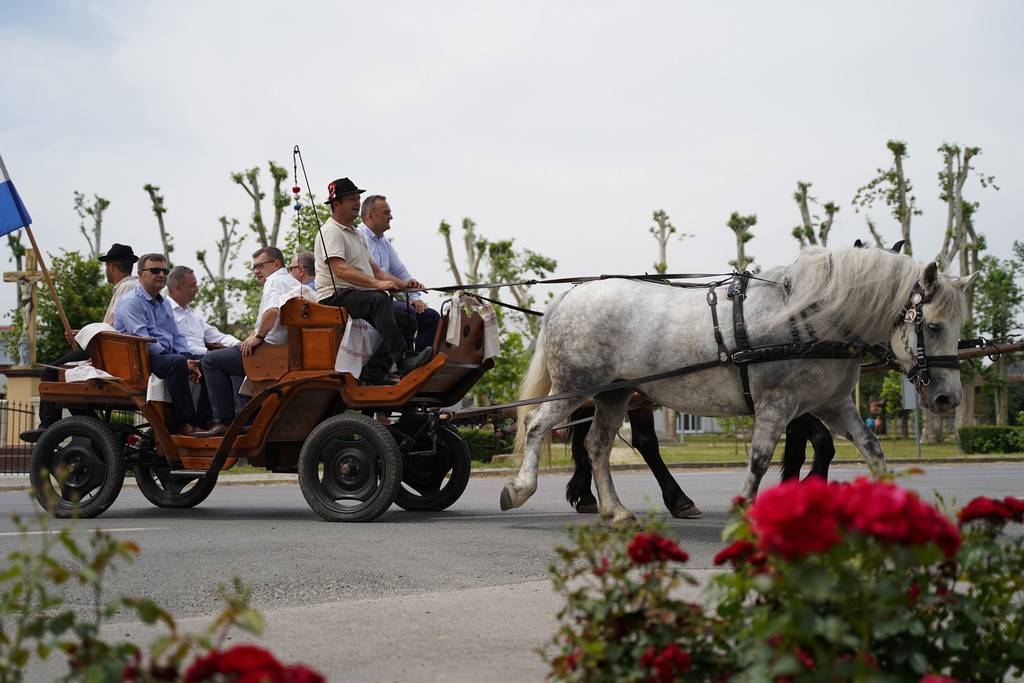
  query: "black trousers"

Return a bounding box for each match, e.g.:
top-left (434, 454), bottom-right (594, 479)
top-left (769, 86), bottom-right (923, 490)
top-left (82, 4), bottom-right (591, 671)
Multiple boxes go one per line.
top-left (149, 353), bottom-right (198, 425)
top-left (38, 348), bottom-right (91, 427)
top-left (320, 289), bottom-right (416, 373)
top-left (202, 346), bottom-right (246, 422)
top-left (391, 300), bottom-right (441, 352)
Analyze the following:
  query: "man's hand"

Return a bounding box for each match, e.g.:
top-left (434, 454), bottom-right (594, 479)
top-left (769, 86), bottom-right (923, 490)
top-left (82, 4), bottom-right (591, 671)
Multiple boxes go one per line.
top-left (372, 279), bottom-right (399, 291)
top-left (404, 278), bottom-right (425, 291)
top-left (187, 359), bottom-right (202, 383)
top-left (411, 300), bottom-right (428, 314)
top-left (240, 335), bottom-right (262, 357)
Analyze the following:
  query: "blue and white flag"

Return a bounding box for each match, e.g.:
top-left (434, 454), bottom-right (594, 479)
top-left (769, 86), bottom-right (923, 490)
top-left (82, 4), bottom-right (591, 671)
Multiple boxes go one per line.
top-left (0, 154), bottom-right (32, 237)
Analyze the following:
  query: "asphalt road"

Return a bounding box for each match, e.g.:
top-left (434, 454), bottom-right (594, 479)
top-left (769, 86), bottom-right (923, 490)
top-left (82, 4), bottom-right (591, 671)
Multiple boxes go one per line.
top-left (3, 463), bottom-right (1023, 681)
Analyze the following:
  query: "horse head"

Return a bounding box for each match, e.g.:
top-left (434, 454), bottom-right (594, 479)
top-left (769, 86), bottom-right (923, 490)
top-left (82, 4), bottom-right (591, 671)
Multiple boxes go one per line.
top-left (888, 262), bottom-right (977, 414)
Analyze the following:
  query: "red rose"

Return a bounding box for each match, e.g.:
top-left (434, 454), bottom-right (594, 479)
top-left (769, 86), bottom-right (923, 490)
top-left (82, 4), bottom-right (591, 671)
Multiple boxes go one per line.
top-left (280, 664), bottom-right (326, 683)
top-left (641, 643), bottom-right (692, 683)
top-left (627, 532), bottom-right (689, 565)
top-left (959, 496), bottom-right (1013, 525)
top-left (795, 648), bottom-right (814, 669)
top-left (1004, 496), bottom-right (1024, 522)
top-left (714, 540), bottom-right (757, 567)
top-left (748, 479), bottom-right (844, 558)
top-left (183, 651), bottom-right (222, 683)
top-left (593, 555), bottom-right (610, 577)
top-left (907, 581), bottom-right (921, 603)
top-left (840, 479), bottom-right (962, 558)
top-left (920, 675), bottom-right (961, 683)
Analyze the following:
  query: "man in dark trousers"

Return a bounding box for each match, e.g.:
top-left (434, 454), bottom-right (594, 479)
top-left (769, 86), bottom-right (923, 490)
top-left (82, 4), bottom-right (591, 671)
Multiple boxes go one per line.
top-left (313, 177), bottom-right (432, 384)
top-left (20, 243), bottom-right (139, 443)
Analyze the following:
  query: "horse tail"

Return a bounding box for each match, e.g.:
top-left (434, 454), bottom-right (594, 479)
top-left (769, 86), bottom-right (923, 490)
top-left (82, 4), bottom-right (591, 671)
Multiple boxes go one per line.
top-left (512, 292), bottom-right (567, 454)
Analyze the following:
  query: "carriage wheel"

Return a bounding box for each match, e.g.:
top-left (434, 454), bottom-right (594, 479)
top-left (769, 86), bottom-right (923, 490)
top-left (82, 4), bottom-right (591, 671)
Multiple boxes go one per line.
top-left (395, 425), bottom-right (471, 512)
top-left (30, 416), bottom-right (126, 519)
top-left (134, 465), bottom-right (218, 508)
top-left (297, 413), bottom-right (403, 522)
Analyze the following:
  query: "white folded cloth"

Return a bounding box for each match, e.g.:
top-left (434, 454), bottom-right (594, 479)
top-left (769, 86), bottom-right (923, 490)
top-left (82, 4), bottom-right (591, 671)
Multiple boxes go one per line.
top-left (445, 294), bottom-right (500, 359)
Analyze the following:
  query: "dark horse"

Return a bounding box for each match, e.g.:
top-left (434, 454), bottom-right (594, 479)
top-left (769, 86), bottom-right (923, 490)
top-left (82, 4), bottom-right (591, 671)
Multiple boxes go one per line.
top-left (565, 403), bottom-right (834, 517)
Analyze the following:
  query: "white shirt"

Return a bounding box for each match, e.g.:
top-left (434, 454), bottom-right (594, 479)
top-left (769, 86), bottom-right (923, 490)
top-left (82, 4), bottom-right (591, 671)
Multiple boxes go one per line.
top-left (170, 299), bottom-right (241, 356)
top-left (103, 276), bottom-right (138, 325)
top-left (260, 265), bottom-right (312, 345)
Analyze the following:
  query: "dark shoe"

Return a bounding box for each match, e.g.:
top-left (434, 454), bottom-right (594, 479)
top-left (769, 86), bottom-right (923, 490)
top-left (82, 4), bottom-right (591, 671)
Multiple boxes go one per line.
top-left (361, 371), bottom-right (400, 386)
top-left (193, 422), bottom-right (229, 438)
top-left (177, 423), bottom-right (199, 437)
top-left (398, 347), bottom-right (433, 375)
top-left (19, 428), bottom-right (46, 444)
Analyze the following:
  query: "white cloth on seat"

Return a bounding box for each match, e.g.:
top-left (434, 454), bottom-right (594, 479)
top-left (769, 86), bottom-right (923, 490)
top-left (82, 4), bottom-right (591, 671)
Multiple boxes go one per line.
top-left (336, 319), bottom-right (381, 379)
top-left (68, 321), bottom-right (172, 402)
top-left (444, 294), bottom-right (500, 359)
top-left (75, 322), bottom-right (117, 350)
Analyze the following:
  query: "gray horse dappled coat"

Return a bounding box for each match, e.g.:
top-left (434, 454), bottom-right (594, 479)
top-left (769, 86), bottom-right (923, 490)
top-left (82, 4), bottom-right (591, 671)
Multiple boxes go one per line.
top-left (505, 246), bottom-right (974, 525)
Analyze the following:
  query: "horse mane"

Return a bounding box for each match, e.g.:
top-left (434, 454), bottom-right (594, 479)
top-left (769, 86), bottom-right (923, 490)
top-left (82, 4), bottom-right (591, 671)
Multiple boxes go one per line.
top-left (776, 246), bottom-right (965, 343)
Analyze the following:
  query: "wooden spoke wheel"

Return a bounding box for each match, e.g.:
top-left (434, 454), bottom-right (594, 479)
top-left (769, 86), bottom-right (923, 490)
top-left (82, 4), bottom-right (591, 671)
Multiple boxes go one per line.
top-left (134, 465), bottom-right (218, 508)
top-left (297, 413), bottom-right (403, 522)
top-left (395, 425), bottom-right (471, 512)
top-left (30, 416), bottom-right (126, 519)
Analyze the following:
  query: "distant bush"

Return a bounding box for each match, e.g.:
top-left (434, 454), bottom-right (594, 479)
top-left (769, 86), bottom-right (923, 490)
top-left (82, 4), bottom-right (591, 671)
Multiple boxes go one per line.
top-left (458, 426), bottom-right (514, 463)
top-left (958, 425), bottom-right (1024, 454)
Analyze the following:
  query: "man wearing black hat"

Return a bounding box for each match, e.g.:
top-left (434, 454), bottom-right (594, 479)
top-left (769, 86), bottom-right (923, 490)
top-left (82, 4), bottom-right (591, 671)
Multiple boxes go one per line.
top-left (314, 177), bottom-right (432, 384)
top-left (20, 243), bottom-right (140, 443)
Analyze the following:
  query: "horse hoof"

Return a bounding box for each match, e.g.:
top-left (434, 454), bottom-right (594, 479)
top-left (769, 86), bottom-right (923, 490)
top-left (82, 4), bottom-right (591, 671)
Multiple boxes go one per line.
top-left (499, 486), bottom-right (515, 511)
top-left (500, 483), bottom-right (533, 511)
top-left (575, 502), bottom-right (599, 514)
top-left (671, 503), bottom-right (702, 519)
top-left (610, 510), bottom-right (638, 528)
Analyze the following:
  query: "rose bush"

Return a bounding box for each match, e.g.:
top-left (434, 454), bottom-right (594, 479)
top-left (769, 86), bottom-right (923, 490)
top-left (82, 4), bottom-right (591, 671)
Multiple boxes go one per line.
top-left (546, 477), bottom-right (1024, 682)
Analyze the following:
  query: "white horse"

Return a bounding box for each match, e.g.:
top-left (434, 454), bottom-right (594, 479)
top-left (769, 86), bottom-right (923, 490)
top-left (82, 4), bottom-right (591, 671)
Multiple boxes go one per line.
top-left (503, 246), bottom-right (974, 525)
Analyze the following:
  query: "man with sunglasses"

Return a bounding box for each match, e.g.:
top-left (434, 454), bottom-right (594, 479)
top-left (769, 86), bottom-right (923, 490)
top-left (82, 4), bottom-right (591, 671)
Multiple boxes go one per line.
top-left (114, 253), bottom-right (205, 436)
top-left (196, 246), bottom-right (305, 437)
top-left (314, 177), bottom-right (432, 385)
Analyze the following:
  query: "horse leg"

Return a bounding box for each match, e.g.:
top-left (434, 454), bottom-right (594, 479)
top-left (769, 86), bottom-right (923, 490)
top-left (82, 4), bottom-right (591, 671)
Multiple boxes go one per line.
top-left (586, 391), bottom-right (635, 526)
top-left (780, 414), bottom-right (812, 481)
top-left (628, 403), bottom-right (700, 518)
top-left (567, 405), bottom-right (599, 514)
top-left (813, 397), bottom-right (885, 477)
top-left (805, 415), bottom-right (835, 481)
top-left (740, 405), bottom-right (795, 500)
top-left (501, 398), bottom-right (582, 511)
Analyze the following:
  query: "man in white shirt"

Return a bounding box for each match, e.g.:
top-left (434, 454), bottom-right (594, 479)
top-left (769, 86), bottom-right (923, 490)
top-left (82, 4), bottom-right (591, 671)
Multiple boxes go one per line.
top-left (288, 251), bottom-right (316, 288)
top-left (21, 243), bottom-right (140, 443)
top-left (167, 265), bottom-right (241, 355)
top-left (356, 195), bottom-right (440, 352)
top-left (196, 246), bottom-right (306, 437)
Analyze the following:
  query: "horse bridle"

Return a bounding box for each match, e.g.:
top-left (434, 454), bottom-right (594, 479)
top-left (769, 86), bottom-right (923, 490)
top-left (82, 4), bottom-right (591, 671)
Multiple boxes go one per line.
top-left (891, 282), bottom-right (960, 388)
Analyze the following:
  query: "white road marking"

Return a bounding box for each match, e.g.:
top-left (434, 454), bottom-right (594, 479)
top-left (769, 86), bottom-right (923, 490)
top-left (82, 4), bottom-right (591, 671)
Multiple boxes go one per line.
top-left (0, 527), bottom-right (169, 537)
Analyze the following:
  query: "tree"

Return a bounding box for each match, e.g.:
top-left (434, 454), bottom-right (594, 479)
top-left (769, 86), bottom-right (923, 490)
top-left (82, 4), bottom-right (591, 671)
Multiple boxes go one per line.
top-left (973, 244), bottom-right (1023, 425)
top-left (484, 240), bottom-right (557, 337)
top-left (439, 218), bottom-right (486, 288)
top-left (281, 197), bottom-right (330, 260)
top-left (790, 181), bottom-right (839, 248)
top-left (851, 140), bottom-right (919, 254)
top-left (726, 212), bottom-right (757, 272)
top-left (35, 250), bottom-right (111, 363)
top-left (649, 210), bottom-right (692, 274)
top-left (143, 184), bottom-right (175, 262)
top-left (195, 217), bottom-right (245, 332)
top-left (231, 162), bottom-right (289, 248)
top-left (72, 191), bottom-right (111, 260)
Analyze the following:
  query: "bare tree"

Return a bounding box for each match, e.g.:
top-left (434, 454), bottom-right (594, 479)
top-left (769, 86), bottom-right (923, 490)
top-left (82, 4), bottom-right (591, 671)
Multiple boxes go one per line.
top-left (649, 210), bottom-right (693, 273)
top-left (790, 181), bottom-right (839, 248)
top-left (727, 212), bottom-right (757, 272)
top-left (231, 162), bottom-right (289, 248)
top-left (143, 183), bottom-right (174, 264)
top-left (73, 191), bottom-right (110, 260)
top-left (196, 217), bottom-right (242, 330)
top-left (439, 218), bottom-right (487, 288)
top-left (852, 140), bottom-right (919, 255)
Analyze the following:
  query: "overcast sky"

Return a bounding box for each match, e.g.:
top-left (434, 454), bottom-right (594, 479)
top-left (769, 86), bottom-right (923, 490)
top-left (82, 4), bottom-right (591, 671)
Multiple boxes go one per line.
top-left (2, 1), bottom-right (1021, 317)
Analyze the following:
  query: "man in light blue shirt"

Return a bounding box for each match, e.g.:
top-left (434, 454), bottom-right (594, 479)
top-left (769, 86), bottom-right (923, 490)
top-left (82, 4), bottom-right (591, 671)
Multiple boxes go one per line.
top-left (114, 253), bottom-right (204, 436)
top-left (357, 195), bottom-right (440, 352)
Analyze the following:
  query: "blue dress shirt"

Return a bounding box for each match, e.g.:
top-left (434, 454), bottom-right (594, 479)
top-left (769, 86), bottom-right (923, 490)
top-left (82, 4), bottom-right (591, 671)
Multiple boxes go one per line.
top-left (114, 284), bottom-right (190, 356)
top-left (356, 226), bottom-right (422, 301)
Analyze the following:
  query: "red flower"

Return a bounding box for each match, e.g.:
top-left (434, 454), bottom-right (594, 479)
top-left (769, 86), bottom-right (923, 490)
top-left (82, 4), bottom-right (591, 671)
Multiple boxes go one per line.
top-left (641, 643), bottom-right (692, 683)
top-left (959, 496), bottom-right (1013, 525)
top-left (907, 581), bottom-right (921, 603)
top-left (1004, 496), bottom-right (1024, 522)
top-left (627, 532), bottom-right (689, 564)
top-left (920, 675), bottom-right (961, 683)
top-left (713, 539), bottom-right (757, 567)
top-left (217, 645), bottom-right (282, 677)
top-left (748, 479), bottom-right (844, 558)
top-left (593, 555), bottom-right (610, 577)
top-left (795, 647), bottom-right (814, 669)
top-left (184, 651), bottom-right (222, 683)
top-left (279, 665), bottom-right (326, 683)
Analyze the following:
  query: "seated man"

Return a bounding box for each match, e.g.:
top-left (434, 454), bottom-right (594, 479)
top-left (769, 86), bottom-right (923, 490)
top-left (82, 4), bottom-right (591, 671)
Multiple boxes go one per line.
top-left (197, 247), bottom-right (304, 437)
top-left (114, 253), bottom-right (204, 436)
top-left (288, 250), bottom-right (316, 288)
top-left (167, 265), bottom-right (241, 354)
top-left (21, 243), bottom-right (140, 443)
top-left (314, 177), bottom-right (431, 384)
top-left (357, 194), bottom-right (441, 352)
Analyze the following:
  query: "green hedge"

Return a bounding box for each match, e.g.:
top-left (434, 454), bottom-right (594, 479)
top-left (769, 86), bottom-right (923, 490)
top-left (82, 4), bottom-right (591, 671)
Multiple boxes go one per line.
top-left (458, 427), bottom-right (515, 463)
top-left (958, 425), bottom-right (1024, 454)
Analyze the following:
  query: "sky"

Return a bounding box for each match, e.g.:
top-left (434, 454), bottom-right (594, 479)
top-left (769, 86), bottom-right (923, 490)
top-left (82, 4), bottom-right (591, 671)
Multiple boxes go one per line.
top-left (2, 1), bottom-right (1021, 319)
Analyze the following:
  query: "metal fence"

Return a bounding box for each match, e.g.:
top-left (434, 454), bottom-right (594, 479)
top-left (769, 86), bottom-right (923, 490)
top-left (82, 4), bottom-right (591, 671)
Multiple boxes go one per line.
top-left (0, 400), bottom-right (37, 474)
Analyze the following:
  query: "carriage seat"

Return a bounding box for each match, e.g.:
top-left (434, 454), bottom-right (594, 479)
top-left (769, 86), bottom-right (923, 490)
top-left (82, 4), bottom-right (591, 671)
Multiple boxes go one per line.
top-left (241, 298), bottom-right (349, 384)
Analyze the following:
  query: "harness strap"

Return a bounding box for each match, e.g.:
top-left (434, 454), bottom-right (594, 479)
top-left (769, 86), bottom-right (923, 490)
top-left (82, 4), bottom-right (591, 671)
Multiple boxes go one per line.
top-left (730, 272), bottom-right (755, 412)
top-left (706, 287), bottom-right (730, 363)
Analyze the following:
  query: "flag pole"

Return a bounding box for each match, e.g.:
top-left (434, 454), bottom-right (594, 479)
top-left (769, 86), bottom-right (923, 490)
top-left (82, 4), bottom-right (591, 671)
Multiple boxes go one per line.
top-left (23, 225), bottom-right (73, 340)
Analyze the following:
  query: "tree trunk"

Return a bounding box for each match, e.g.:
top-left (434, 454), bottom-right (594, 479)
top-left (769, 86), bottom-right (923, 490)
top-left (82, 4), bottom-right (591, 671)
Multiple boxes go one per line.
top-left (955, 376), bottom-right (978, 429)
top-left (922, 409), bottom-right (943, 444)
top-left (662, 408), bottom-right (677, 443)
top-left (994, 357), bottom-right (1009, 426)
top-left (899, 412), bottom-right (909, 439)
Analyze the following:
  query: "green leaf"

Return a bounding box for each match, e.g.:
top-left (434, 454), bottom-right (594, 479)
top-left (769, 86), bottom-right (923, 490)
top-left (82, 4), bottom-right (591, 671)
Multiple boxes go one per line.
top-left (134, 598), bottom-right (162, 625)
top-left (236, 608), bottom-right (265, 634)
top-left (909, 651), bottom-right (928, 674)
top-left (47, 611), bottom-right (75, 635)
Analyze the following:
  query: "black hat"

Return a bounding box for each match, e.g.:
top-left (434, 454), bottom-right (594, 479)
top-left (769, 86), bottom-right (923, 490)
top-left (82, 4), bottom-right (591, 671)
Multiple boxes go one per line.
top-left (324, 178), bottom-right (365, 205)
top-left (98, 243), bottom-right (138, 263)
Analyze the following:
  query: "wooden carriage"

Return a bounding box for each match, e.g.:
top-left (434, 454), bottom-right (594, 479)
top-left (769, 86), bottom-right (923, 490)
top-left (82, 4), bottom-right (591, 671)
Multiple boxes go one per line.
top-left (32, 297), bottom-right (494, 522)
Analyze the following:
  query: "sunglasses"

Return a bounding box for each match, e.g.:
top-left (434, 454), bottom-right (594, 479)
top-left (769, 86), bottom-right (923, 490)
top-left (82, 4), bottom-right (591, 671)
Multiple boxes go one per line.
top-left (141, 267), bottom-right (170, 275)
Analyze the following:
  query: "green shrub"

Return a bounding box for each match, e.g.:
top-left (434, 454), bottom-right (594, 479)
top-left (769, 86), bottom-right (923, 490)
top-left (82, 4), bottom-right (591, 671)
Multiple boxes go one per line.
top-left (958, 425), bottom-right (1024, 454)
top-left (458, 426), bottom-right (514, 463)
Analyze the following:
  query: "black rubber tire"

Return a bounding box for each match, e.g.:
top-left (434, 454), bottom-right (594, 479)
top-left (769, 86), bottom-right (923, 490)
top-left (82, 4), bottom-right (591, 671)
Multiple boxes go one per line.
top-left (133, 465), bottom-right (218, 508)
top-left (395, 425), bottom-right (471, 512)
top-left (297, 413), bottom-right (403, 522)
top-left (30, 415), bottom-right (126, 519)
